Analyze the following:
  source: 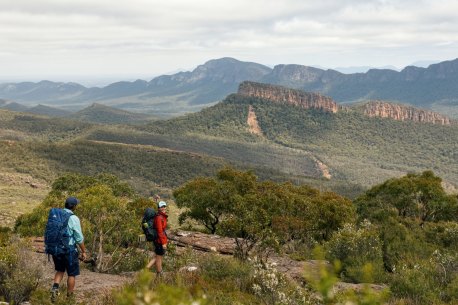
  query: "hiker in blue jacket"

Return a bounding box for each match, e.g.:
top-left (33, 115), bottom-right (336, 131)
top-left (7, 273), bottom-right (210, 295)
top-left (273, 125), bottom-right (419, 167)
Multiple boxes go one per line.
top-left (50, 197), bottom-right (87, 302)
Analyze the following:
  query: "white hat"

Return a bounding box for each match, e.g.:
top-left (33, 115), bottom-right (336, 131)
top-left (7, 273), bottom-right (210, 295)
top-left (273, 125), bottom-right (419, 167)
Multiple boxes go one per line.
top-left (158, 201), bottom-right (167, 208)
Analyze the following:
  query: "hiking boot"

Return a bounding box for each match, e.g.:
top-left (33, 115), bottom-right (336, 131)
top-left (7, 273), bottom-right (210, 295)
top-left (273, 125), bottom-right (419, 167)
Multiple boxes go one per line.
top-left (50, 287), bottom-right (60, 303)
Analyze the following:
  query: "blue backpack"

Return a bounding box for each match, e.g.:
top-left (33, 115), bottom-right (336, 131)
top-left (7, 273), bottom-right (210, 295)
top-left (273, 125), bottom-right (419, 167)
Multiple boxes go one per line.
top-left (44, 208), bottom-right (72, 256)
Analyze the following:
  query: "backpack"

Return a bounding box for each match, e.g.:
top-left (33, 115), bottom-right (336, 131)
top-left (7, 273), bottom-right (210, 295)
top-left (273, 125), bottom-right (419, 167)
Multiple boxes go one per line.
top-left (44, 208), bottom-right (72, 256)
top-left (141, 208), bottom-right (158, 242)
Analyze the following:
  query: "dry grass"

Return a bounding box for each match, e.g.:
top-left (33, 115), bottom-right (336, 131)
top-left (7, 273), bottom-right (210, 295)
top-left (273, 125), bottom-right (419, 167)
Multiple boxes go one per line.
top-left (0, 171), bottom-right (49, 227)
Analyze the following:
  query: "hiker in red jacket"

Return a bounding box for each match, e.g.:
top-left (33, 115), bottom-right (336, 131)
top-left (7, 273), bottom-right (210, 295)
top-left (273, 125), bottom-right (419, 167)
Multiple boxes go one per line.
top-left (146, 201), bottom-right (168, 274)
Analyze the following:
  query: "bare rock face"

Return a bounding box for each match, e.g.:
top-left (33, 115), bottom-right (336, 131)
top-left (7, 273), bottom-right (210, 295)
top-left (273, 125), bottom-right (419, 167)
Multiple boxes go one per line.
top-left (247, 105), bottom-right (264, 136)
top-left (238, 81), bottom-right (339, 113)
top-left (362, 101), bottom-right (451, 125)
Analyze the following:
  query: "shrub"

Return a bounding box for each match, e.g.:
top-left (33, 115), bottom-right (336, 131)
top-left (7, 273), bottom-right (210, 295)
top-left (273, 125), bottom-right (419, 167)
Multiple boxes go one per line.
top-left (325, 222), bottom-right (384, 283)
top-left (306, 247), bottom-right (390, 305)
top-left (14, 173), bottom-right (148, 274)
top-left (424, 221), bottom-right (458, 250)
top-left (250, 257), bottom-right (313, 305)
top-left (0, 236), bottom-right (45, 304)
top-left (200, 254), bottom-right (253, 292)
top-left (112, 270), bottom-right (208, 305)
top-left (388, 260), bottom-right (438, 304)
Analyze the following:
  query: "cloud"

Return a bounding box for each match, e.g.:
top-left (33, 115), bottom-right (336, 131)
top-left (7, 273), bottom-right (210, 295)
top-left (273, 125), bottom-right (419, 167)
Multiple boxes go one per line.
top-left (0, 0), bottom-right (457, 80)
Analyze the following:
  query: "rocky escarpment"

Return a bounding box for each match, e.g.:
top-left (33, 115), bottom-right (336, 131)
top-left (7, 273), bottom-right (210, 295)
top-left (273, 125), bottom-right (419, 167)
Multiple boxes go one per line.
top-left (238, 81), bottom-right (339, 113)
top-left (238, 81), bottom-right (453, 125)
top-left (361, 101), bottom-right (451, 125)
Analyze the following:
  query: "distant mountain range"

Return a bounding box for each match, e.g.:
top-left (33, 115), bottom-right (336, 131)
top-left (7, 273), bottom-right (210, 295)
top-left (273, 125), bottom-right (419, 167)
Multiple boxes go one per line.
top-left (0, 100), bottom-right (155, 124)
top-left (1, 57), bottom-right (458, 118)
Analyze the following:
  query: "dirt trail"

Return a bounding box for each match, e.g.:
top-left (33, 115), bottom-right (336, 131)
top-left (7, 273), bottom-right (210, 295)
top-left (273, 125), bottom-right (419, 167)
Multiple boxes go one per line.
top-left (30, 231), bottom-right (386, 304)
top-left (31, 251), bottom-right (134, 304)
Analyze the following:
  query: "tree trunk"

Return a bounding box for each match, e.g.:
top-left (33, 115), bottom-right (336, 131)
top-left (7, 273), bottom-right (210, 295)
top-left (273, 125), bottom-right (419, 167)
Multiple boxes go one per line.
top-left (96, 228), bottom-right (104, 272)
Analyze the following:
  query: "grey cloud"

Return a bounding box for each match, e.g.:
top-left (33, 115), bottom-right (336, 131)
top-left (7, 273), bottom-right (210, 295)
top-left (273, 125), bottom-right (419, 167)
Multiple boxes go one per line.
top-left (0, 0), bottom-right (457, 79)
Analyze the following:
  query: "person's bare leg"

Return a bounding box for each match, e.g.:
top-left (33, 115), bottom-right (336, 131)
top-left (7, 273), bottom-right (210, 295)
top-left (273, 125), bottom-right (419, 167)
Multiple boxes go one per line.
top-left (51, 272), bottom-right (64, 302)
top-left (53, 272), bottom-right (64, 285)
top-left (155, 255), bottom-right (163, 273)
top-left (67, 276), bottom-right (75, 294)
top-left (146, 257), bottom-right (156, 269)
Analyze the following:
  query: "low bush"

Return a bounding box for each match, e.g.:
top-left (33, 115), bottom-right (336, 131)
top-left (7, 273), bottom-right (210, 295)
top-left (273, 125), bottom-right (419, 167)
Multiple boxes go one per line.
top-left (200, 254), bottom-right (253, 292)
top-left (109, 270), bottom-right (208, 305)
top-left (325, 222), bottom-right (384, 283)
top-left (0, 236), bottom-right (45, 304)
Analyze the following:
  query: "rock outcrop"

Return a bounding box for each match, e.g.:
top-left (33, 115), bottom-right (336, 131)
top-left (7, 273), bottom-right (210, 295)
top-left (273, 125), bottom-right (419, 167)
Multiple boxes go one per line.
top-left (238, 81), bottom-right (339, 113)
top-left (362, 101), bottom-right (451, 125)
top-left (238, 81), bottom-right (452, 125)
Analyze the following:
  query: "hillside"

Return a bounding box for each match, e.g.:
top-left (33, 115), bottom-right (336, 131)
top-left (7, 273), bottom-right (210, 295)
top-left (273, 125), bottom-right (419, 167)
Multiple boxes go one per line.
top-left (68, 103), bottom-right (155, 124)
top-left (0, 100), bottom-right (29, 112)
top-left (1, 57), bottom-right (458, 117)
top-left (28, 104), bottom-right (72, 117)
top-left (121, 89), bottom-right (457, 190)
top-left (1, 79), bottom-right (457, 197)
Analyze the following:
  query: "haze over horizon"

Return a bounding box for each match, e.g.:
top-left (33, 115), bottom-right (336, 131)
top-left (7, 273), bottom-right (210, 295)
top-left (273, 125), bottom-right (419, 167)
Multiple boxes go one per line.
top-left (1, 0), bottom-right (457, 86)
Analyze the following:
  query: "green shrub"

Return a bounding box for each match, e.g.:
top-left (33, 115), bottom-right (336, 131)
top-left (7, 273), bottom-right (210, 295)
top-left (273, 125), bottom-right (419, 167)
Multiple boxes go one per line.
top-left (200, 254), bottom-right (253, 292)
top-left (0, 236), bottom-right (44, 304)
top-left (250, 257), bottom-right (313, 305)
top-left (424, 221), bottom-right (458, 250)
top-left (0, 227), bottom-right (11, 246)
top-left (29, 287), bottom-right (76, 305)
top-left (112, 270), bottom-right (208, 305)
top-left (325, 222), bottom-right (384, 283)
top-left (389, 260), bottom-right (438, 304)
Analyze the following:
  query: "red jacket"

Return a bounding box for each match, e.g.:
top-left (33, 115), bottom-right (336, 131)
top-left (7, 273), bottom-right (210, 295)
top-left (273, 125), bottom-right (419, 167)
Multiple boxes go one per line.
top-left (154, 211), bottom-right (168, 245)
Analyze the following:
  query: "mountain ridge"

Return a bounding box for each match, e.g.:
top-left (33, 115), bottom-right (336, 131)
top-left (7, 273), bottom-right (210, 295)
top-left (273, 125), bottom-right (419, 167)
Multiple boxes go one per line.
top-left (1, 57), bottom-right (458, 117)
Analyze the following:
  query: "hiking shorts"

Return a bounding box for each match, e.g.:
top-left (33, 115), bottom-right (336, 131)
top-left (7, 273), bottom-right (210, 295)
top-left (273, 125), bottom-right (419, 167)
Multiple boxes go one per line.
top-left (52, 248), bottom-right (80, 276)
top-left (153, 242), bottom-right (166, 256)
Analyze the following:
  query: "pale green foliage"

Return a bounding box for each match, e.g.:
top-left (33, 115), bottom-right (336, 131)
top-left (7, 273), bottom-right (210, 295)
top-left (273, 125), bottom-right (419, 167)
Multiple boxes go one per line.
top-left (305, 247), bottom-right (390, 305)
top-left (389, 250), bottom-right (458, 303)
top-left (325, 221), bottom-right (384, 283)
top-left (250, 257), bottom-right (314, 305)
top-left (356, 171), bottom-right (458, 223)
top-left (0, 235), bottom-right (44, 304)
top-left (30, 287), bottom-right (76, 305)
top-left (14, 173), bottom-right (147, 274)
top-left (175, 167), bottom-right (355, 261)
top-left (77, 184), bottom-right (137, 272)
top-left (113, 270), bottom-right (208, 305)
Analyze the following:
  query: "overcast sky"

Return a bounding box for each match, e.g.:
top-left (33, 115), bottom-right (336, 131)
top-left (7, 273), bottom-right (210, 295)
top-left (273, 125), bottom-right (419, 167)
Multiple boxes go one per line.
top-left (1, 0), bottom-right (457, 85)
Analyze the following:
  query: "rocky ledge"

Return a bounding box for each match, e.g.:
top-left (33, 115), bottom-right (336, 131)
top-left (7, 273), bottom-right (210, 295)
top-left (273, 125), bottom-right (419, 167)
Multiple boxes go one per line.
top-left (361, 101), bottom-right (451, 125)
top-left (238, 81), bottom-right (339, 113)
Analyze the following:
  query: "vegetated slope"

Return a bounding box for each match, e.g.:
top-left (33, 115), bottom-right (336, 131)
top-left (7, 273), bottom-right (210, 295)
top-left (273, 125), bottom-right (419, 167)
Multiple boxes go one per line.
top-left (68, 103), bottom-right (155, 124)
top-left (0, 109), bottom-right (94, 141)
top-left (27, 104), bottom-right (71, 117)
top-left (0, 100), bottom-right (29, 112)
top-left (105, 93), bottom-right (457, 189)
top-left (0, 109), bottom-right (325, 196)
top-left (88, 100), bottom-right (326, 179)
top-left (245, 96), bottom-right (458, 187)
